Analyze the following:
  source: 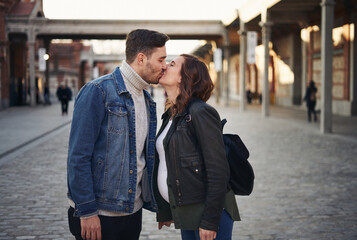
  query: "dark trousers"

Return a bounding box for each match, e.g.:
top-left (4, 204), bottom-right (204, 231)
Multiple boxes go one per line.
top-left (61, 99), bottom-right (69, 114)
top-left (68, 207), bottom-right (142, 240)
top-left (180, 209), bottom-right (234, 240)
top-left (307, 102), bottom-right (317, 122)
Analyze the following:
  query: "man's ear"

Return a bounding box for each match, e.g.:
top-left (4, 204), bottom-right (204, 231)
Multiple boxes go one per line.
top-left (137, 53), bottom-right (146, 66)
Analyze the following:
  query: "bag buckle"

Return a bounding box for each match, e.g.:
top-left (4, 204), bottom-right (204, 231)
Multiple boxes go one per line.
top-left (185, 114), bottom-right (192, 122)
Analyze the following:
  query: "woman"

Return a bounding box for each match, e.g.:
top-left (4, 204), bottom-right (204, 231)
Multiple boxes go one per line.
top-left (154, 54), bottom-right (240, 240)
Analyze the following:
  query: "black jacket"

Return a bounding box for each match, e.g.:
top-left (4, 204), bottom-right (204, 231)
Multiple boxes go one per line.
top-left (56, 86), bottom-right (72, 101)
top-left (157, 99), bottom-right (230, 230)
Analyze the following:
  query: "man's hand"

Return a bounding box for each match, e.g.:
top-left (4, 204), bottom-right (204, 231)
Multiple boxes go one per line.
top-left (199, 228), bottom-right (217, 240)
top-left (80, 215), bottom-right (101, 240)
top-left (158, 220), bottom-right (174, 230)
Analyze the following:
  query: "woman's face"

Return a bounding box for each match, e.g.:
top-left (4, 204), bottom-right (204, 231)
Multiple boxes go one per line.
top-left (159, 56), bottom-right (185, 88)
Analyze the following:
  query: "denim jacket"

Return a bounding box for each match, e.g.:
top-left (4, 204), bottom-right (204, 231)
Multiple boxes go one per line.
top-left (67, 67), bottom-right (157, 217)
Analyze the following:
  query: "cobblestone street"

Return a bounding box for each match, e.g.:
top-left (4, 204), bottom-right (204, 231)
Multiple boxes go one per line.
top-left (0, 92), bottom-right (356, 239)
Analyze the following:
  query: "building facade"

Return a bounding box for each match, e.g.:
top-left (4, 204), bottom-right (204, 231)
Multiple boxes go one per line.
top-left (224, 0), bottom-right (357, 117)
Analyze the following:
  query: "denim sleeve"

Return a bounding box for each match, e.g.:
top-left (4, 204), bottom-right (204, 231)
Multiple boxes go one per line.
top-left (67, 83), bottom-right (105, 217)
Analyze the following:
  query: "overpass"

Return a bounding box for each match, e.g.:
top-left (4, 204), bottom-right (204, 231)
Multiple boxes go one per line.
top-left (6, 18), bottom-right (228, 41)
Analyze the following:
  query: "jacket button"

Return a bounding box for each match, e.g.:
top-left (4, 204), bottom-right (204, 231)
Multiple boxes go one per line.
top-left (125, 207), bottom-right (129, 211)
top-left (129, 170), bottom-right (133, 174)
top-left (128, 189), bottom-right (133, 194)
top-left (129, 133), bottom-right (132, 137)
top-left (126, 95), bottom-right (130, 99)
top-left (130, 150), bottom-right (134, 154)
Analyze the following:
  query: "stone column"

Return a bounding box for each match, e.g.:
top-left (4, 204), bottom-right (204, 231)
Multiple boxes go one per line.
top-left (28, 41), bottom-right (36, 107)
top-left (292, 33), bottom-right (302, 105)
top-left (224, 44), bottom-right (230, 106)
top-left (259, 11), bottom-right (273, 117)
top-left (44, 39), bottom-right (50, 87)
top-left (351, 13), bottom-right (357, 115)
top-left (320, 0), bottom-right (335, 133)
top-left (88, 51), bottom-right (94, 81)
top-left (223, 30), bottom-right (230, 106)
top-left (27, 27), bottom-right (36, 107)
top-left (301, 31), bottom-right (308, 104)
top-left (239, 19), bottom-right (247, 111)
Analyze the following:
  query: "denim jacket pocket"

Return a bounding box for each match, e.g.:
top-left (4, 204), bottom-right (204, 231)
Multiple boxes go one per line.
top-left (107, 105), bottom-right (128, 135)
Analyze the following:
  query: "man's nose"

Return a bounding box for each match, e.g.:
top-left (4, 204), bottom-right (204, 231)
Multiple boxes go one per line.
top-left (162, 62), bottom-right (168, 70)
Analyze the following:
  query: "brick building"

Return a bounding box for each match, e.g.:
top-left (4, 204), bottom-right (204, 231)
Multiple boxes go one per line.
top-left (0, 0), bottom-right (45, 108)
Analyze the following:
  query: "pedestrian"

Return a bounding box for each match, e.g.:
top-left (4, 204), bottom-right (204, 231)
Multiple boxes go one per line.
top-left (154, 54), bottom-right (240, 240)
top-left (56, 82), bottom-right (72, 115)
top-left (67, 29), bottom-right (169, 240)
top-left (43, 82), bottom-right (51, 105)
top-left (304, 80), bottom-right (318, 122)
top-left (246, 89), bottom-right (252, 104)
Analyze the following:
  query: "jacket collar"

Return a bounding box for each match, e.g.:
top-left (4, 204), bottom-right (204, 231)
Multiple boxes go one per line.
top-left (161, 108), bottom-right (171, 120)
top-left (112, 67), bottom-right (129, 96)
top-left (176, 97), bottom-right (202, 118)
top-left (162, 97), bottom-right (203, 120)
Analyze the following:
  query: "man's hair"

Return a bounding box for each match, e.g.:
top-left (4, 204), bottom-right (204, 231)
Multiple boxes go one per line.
top-left (125, 29), bottom-right (169, 64)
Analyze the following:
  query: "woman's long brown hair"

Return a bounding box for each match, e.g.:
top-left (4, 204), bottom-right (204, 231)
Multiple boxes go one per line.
top-left (170, 54), bottom-right (215, 116)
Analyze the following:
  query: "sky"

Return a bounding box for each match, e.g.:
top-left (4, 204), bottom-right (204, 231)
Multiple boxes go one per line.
top-left (43, 0), bottom-right (247, 21)
top-left (43, 0), bottom-right (248, 55)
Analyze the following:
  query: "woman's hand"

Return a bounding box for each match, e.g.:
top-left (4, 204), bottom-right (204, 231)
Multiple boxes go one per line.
top-left (199, 228), bottom-right (217, 240)
top-left (158, 220), bottom-right (174, 229)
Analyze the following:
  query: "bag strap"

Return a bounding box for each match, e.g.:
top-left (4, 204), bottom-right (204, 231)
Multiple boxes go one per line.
top-left (221, 118), bottom-right (227, 129)
top-left (184, 99), bottom-right (198, 137)
top-left (185, 112), bottom-right (195, 140)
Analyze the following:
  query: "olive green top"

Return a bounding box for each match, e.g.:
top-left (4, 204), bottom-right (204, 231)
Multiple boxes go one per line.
top-left (156, 187), bottom-right (240, 230)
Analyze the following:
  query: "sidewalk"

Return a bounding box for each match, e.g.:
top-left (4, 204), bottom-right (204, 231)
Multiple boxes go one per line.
top-left (0, 88), bottom-right (356, 239)
top-left (0, 101), bottom-right (73, 159)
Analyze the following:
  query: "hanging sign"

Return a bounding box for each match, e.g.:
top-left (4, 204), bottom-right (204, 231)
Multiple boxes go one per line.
top-left (38, 48), bottom-right (46, 71)
top-left (247, 31), bottom-right (257, 64)
top-left (213, 48), bottom-right (222, 72)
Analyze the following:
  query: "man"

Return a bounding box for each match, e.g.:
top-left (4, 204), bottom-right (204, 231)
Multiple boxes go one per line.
top-left (56, 81), bottom-right (72, 115)
top-left (67, 29), bottom-right (169, 240)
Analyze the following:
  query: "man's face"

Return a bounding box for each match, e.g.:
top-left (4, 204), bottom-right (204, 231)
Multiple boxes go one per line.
top-left (141, 46), bottom-right (167, 84)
